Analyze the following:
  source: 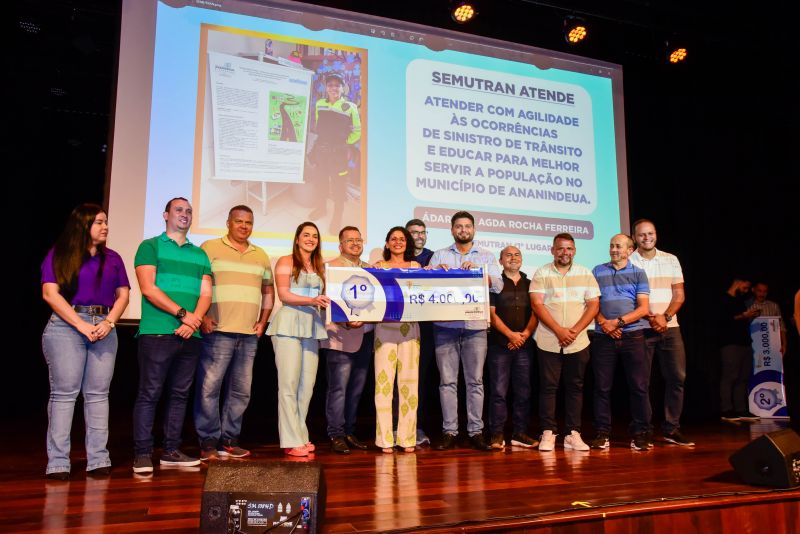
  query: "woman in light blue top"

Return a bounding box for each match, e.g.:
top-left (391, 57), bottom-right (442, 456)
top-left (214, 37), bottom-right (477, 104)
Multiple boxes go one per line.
top-left (267, 222), bottom-right (330, 456)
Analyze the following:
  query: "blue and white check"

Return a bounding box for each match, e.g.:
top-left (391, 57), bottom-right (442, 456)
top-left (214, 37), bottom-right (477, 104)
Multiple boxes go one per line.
top-left (325, 266), bottom-right (489, 323)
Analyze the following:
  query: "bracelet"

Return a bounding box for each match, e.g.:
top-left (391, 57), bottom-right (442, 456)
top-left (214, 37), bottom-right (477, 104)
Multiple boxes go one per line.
top-left (104, 319), bottom-right (115, 329)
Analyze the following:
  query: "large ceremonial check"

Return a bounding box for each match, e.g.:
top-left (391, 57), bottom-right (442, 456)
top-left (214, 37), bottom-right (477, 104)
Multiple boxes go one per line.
top-left (325, 266), bottom-right (490, 323)
top-left (748, 316), bottom-right (789, 418)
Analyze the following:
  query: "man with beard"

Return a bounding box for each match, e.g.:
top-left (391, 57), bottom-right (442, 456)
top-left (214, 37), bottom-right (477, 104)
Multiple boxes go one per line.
top-left (429, 211), bottom-right (503, 451)
top-left (405, 218), bottom-right (434, 445)
top-left (531, 233), bottom-right (599, 452)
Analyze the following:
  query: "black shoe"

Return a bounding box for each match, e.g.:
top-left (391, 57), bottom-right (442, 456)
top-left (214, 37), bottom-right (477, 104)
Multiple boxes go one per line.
top-left (590, 432), bottom-right (610, 449)
top-left (87, 466), bottom-right (111, 477)
top-left (469, 433), bottom-right (495, 452)
top-left (46, 471), bottom-right (70, 481)
top-left (663, 430), bottom-right (695, 447)
top-left (630, 433), bottom-right (651, 451)
top-left (434, 433), bottom-right (458, 450)
top-left (331, 436), bottom-right (351, 454)
top-left (736, 411), bottom-right (760, 421)
top-left (345, 434), bottom-right (368, 450)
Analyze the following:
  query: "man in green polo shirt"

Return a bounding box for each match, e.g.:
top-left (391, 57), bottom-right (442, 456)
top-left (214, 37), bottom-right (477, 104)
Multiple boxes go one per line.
top-left (132, 197), bottom-right (212, 474)
top-left (195, 205), bottom-right (274, 460)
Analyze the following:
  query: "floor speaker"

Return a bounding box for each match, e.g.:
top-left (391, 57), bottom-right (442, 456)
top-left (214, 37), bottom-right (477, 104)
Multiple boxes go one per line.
top-left (729, 428), bottom-right (800, 488)
top-left (200, 460), bottom-right (325, 533)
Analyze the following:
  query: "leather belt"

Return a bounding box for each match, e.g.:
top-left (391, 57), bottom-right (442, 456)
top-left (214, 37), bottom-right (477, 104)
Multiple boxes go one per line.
top-left (73, 305), bottom-right (110, 315)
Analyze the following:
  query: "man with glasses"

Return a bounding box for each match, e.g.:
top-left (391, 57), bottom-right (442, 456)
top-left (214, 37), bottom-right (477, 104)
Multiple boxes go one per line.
top-left (404, 219), bottom-right (434, 445)
top-left (321, 226), bottom-right (373, 453)
top-left (406, 218), bottom-right (434, 267)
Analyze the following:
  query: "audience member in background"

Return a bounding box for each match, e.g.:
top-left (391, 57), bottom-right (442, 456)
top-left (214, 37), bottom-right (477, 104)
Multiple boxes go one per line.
top-left (745, 281), bottom-right (787, 354)
top-left (718, 278), bottom-right (759, 421)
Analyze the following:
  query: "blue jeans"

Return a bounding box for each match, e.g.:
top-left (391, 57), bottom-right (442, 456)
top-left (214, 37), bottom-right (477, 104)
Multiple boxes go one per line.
top-left (644, 328), bottom-right (686, 433)
top-left (538, 346), bottom-right (590, 433)
top-left (194, 332), bottom-right (258, 446)
top-left (592, 330), bottom-right (652, 435)
top-left (488, 344), bottom-right (532, 434)
top-left (42, 312), bottom-right (117, 474)
top-left (324, 331), bottom-right (373, 438)
top-left (133, 335), bottom-right (200, 455)
top-left (434, 326), bottom-right (487, 436)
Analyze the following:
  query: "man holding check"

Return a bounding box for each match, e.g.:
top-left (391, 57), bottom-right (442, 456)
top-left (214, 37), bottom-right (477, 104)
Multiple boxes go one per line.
top-left (429, 211), bottom-right (503, 452)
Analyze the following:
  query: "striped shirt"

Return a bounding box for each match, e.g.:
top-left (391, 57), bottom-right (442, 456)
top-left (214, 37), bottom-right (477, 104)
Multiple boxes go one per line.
top-left (530, 262), bottom-right (600, 353)
top-left (592, 261), bottom-right (650, 333)
top-left (629, 248), bottom-right (684, 328)
top-left (134, 233), bottom-right (212, 337)
top-left (202, 236), bottom-right (273, 335)
top-left (746, 298), bottom-right (786, 334)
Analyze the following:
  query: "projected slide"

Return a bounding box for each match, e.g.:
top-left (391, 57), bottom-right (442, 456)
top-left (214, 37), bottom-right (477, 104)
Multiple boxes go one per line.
top-left (109, 0), bottom-right (628, 319)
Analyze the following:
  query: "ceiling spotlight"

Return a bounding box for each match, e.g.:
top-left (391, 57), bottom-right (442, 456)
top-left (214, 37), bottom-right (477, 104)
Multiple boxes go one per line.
top-left (666, 41), bottom-right (688, 64)
top-left (564, 16), bottom-right (588, 44)
top-left (451, 2), bottom-right (477, 24)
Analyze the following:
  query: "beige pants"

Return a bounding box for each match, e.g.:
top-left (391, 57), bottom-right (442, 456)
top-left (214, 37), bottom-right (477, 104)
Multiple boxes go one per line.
top-left (374, 322), bottom-right (420, 448)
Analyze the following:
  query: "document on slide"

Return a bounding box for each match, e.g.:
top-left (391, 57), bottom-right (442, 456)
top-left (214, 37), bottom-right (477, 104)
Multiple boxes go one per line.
top-left (208, 51), bottom-right (313, 182)
top-left (326, 266), bottom-right (489, 323)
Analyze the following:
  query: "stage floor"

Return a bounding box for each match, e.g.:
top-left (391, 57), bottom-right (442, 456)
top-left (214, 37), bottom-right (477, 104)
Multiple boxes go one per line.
top-left (2, 420), bottom-right (798, 533)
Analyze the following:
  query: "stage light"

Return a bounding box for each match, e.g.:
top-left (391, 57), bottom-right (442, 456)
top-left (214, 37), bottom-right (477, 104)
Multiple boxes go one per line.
top-left (564, 16), bottom-right (588, 44)
top-left (665, 39), bottom-right (688, 64)
top-left (451, 2), bottom-right (476, 24)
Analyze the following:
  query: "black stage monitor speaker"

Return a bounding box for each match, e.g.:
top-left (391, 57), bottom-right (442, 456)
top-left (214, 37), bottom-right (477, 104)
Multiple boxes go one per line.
top-left (729, 429), bottom-right (800, 488)
top-left (200, 460), bottom-right (325, 533)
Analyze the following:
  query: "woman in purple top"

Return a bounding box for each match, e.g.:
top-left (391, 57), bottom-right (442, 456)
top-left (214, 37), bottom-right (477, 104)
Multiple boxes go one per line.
top-left (41, 204), bottom-right (130, 480)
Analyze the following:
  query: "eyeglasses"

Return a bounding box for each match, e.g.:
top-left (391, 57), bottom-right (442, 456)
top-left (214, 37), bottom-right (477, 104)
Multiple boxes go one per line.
top-left (409, 230), bottom-right (427, 236)
top-left (342, 238), bottom-right (364, 245)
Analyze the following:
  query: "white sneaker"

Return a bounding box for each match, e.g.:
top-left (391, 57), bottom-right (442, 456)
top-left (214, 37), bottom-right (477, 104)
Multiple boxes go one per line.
top-left (563, 430), bottom-right (590, 451)
top-left (538, 430), bottom-right (556, 451)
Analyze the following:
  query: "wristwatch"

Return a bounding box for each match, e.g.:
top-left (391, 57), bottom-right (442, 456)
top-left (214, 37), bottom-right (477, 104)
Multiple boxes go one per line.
top-left (616, 317), bottom-right (626, 328)
top-left (175, 307), bottom-right (187, 320)
top-left (104, 319), bottom-right (115, 329)
top-left (664, 313), bottom-right (673, 323)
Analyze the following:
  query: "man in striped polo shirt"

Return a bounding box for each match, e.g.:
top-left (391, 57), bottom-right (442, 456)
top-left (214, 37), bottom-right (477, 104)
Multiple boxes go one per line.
top-left (630, 219), bottom-right (693, 447)
top-left (590, 234), bottom-right (652, 451)
top-left (531, 233), bottom-right (600, 452)
top-left (196, 205), bottom-right (274, 460)
top-left (133, 197), bottom-right (213, 474)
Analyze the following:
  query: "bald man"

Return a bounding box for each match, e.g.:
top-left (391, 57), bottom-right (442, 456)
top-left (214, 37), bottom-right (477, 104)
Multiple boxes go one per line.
top-left (590, 234), bottom-right (652, 451)
top-left (487, 246), bottom-right (539, 450)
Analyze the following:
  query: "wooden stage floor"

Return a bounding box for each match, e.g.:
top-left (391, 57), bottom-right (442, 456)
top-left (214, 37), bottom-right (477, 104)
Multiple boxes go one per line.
top-left (2, 420), bottom-right (798, 533)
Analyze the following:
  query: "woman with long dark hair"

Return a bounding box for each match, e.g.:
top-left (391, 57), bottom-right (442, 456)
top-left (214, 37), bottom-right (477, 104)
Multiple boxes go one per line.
top-left (266, 222), bottom-right (330, 457)
top-left (373, 226), bottom-right (421, 453)
top-left (41, 204), bottom-right (130, 479)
